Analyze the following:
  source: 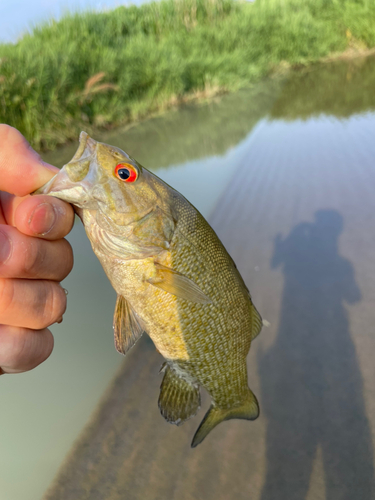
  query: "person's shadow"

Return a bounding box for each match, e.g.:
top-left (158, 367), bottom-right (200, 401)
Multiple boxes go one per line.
top-left (259, 210), bottom-right (374, 500)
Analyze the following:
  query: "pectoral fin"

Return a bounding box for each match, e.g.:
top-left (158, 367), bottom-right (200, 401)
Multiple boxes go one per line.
top-left (113, 295), bottom-right (145, 355)
top-left (147, 262), bottom-right (212, 305)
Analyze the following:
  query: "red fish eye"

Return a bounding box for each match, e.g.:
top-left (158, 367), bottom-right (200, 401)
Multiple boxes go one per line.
top-left (115, 163), bottom-right (137, 182)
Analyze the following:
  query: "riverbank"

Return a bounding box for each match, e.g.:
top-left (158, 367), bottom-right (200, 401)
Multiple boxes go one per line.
top-left (1, 0), bottom-right (375, 151)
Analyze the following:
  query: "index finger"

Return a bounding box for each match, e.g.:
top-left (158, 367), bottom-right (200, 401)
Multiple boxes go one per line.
top-left (0, 192), bottom-right (75, 240)
top-left (0, 125), bottom-right (57, 196)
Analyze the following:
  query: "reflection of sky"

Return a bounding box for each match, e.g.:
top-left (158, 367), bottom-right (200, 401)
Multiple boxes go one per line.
top-left (153, 119), bottom-right (267, 219)
top-left (0, 0), bottom-right (149, 43)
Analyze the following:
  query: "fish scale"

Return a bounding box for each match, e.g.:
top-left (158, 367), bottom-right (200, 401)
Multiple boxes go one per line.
top-left (36, 131), bottom-right (263, 447)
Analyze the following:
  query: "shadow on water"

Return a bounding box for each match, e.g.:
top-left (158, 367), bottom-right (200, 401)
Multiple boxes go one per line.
top-left (259, 210), bottom-right (374, 500)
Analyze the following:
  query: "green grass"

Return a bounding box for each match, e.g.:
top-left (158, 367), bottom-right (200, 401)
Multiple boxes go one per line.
top-left (1, 0), bottom-right (375, 150)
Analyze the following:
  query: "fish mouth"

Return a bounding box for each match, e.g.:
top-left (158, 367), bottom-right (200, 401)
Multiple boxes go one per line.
top-left (35, 172), bottom-right (92, 207)
top-left (35, 132), bottom-right (145, 221)
top-left (71, 131), bottom-right (97, 161)
top-left (34, 131), bottom-right (100, 209)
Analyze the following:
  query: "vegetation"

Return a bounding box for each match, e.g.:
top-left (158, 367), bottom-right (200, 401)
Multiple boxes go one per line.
top-left (42, 55), bottom-right (375, 171)
top-left (1, 0), bottom-right (375, 150)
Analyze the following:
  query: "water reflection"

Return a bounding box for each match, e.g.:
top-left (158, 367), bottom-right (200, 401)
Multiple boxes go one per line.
top-left (43, 78), bottom-right (283, 169)
top-left (259, 210), bottom-right (374, 499)
top-left (11, 54), bottom-right (375, 500)
top-left (271, 55), bottom-right (375, 120)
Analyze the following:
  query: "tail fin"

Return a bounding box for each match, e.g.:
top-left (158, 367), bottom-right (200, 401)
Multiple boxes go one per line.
top-left (191, 389), bottom-right (259, 448)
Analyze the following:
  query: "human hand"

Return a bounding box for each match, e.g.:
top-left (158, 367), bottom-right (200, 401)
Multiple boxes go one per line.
top-left (0, 125), bottom-right (74, 374)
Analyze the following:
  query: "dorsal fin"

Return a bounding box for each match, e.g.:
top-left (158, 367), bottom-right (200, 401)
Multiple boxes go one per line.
top-left (113, 295), bottom-right (145, 355)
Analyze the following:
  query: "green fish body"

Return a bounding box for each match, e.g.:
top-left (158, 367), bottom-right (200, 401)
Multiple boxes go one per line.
top-left (38, 132), bottom-right (262, 447)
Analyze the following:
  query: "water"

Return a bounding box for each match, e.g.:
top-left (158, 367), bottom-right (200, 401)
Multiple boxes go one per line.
top-left (2, 55), bottom-right (375, 500)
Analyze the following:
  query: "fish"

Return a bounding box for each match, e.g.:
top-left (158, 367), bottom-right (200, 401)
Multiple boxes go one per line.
top-left (36, 131), bottom-right (262, 447)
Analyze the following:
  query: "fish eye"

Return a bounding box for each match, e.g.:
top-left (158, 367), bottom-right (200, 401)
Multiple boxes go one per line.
top-left (115, 163), bottom-right (138, 183)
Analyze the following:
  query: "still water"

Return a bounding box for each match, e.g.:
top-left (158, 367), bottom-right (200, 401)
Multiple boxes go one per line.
top-left (2, 55), bottom-right (375, 500)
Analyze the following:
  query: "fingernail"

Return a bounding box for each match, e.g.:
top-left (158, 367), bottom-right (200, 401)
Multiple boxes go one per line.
top-left (39, 159), bottom-right (58, 173)
top-left (0, 231), bottom-right (12, 263)
top-left (29, 203), bottom-right (57, 235)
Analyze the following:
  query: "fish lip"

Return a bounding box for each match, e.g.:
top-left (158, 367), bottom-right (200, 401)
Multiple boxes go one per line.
top-left (35, 140), bottom-right (102, 206)
top-left (45, 185), bottom-right (91, 208)
top-left (34, 168), bottom-right (93, 208)
top-left (71, 131), bottom-right (98, 161)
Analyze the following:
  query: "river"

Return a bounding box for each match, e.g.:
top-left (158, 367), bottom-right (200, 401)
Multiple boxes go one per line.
top-left (2, 54), bottom-right (375, 500)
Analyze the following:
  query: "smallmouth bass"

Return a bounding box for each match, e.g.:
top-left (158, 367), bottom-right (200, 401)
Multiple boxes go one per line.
top-left (37, 132), bottom-right (262, 447)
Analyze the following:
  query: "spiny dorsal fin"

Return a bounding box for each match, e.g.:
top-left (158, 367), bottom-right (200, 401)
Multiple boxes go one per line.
top-left (159, 365), bottom-right (201, 425)
top-left (113, 295), bottom-right (145, 355)
top-left (147, 262), bottom-right (212, 305)
top-left (191, 388), bottom-right (259, 448)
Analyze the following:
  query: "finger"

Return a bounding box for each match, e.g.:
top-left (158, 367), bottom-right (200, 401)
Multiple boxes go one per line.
top-left (0, 226), bottom-right (73, 281)
top-left (0, 125), bottom-right (57, 196)
top-left (1, 192), bottom-right (75, 240)
top-left (0, 325), bottom-right (54, 374)
top-left (0, 204), bottom-right (5, 225)
top-left (0, 278), bottom-right (67, 330)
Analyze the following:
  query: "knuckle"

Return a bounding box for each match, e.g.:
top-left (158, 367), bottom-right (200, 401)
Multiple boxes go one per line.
top-left (0, 326), bottom-right (54, 373)
top-left (7, 329), bottom-right (29, 368)
top-left (0, 279), bottom-right (14, 316)
top-left (22, 329), bottom-right (54, 371)
top-left (60, 239), bottom-right (74, 278)
top-left (37, 282), bottom-right (66, 329)
top-left (31, 329), bottom-right (54, 369)
top-left (0, 326), bottom-right (29, 370)
top-left (20, 239), bottom-right (44, 278)
top-left (55, 202), bottom-right (75, 236)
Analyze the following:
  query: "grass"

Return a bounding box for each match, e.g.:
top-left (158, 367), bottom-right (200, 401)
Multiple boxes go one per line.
top-left (1, 0), bottom-right (375, 150)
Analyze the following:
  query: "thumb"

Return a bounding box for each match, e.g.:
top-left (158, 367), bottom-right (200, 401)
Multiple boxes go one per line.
top-left (0, 125), bottom-right (58, 196)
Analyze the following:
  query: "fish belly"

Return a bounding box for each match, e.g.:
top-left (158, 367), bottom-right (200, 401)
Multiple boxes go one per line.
top-left (93, 251), bottom-right (191, 361)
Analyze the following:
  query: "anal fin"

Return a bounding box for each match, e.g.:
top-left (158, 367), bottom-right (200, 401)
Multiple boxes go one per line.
top-left (191, 388), bottom-right (259, 448)
top-left (113, 295), bottom-right (145, 355)
top-left (159, 365), bottom-right (201, 425)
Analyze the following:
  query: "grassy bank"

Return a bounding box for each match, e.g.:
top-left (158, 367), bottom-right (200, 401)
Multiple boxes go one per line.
top-left (1, 0), bottom-right (375, 150)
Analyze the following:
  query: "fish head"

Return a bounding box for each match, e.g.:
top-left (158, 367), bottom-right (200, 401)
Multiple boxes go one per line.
top-left (36, 131), bottom-right (159, 227)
